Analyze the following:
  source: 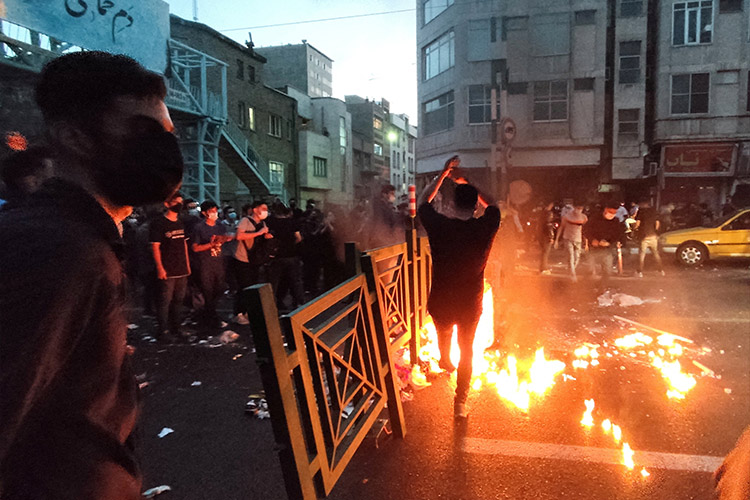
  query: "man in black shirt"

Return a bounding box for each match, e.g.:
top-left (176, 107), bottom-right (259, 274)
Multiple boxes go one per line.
top-left (583, 202), bottom-right (626, 282)
top-left (634, 199), bottom-right (665, 277)
top-left (0, 52), bottom-right (183, 499)
top-left (418, 156), bottom-right (500, 419)
top-left (268, 204), bottom-right (304, 312)
top-left (191, 200), bottom-right (230, 329)
top-left (149, 192), bottom-right (191, 341)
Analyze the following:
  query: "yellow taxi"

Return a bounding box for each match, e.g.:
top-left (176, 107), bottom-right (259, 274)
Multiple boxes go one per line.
top-left (659, 208), bottom-right (750, 266)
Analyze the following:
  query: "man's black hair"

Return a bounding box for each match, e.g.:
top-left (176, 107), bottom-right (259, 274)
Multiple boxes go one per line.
top-left (200, 200), bottom-right (218, 213)
top-left (455, 184), bottom-right (478, 210)
top-left (1, 146), bottom-right (52, 192)
top-left (35, 51), bottom-right (166, 128)
top-left (381, 184), bottom-right (396, 196)
top-left (604, 200), bottom-right (620, 210)
top-left (251, 200), bottom-right (267, 209)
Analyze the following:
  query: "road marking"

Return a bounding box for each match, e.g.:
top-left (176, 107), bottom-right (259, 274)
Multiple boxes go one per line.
top-left (462, 437), bottom-right (725, 473)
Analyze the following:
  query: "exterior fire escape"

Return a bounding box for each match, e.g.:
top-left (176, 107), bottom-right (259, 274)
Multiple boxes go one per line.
top-left (164, 39), bottom-right (227, 204)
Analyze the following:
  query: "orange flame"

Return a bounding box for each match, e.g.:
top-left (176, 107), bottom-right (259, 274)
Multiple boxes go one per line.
top-left (581, 399), bottom-right (595, 428)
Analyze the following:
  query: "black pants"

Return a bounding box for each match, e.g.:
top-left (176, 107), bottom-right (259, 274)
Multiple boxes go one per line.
top-left (197, 259), bottom-right (225, 324)
top-left (232, 258), bottom-right (262, 315)
top-left (269, 257), bottom-right (305, 310)
top-left (155, 276), bottom-right (188, 336)
top-left (539, 239), bottom-right (553, 271)
top-left (430, 298), bottom-right (482, 404)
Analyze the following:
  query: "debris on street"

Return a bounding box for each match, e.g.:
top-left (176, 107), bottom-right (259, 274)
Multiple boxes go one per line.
top-left (157, 427), bottom-right (174, 438)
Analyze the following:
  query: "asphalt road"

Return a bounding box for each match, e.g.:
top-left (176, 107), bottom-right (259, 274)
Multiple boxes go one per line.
top-left (130, 253), bottom-right (750, 500)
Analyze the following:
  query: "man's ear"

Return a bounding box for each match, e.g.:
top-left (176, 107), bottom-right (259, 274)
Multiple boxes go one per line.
top-left (49, 121), bottom-right (96, 159)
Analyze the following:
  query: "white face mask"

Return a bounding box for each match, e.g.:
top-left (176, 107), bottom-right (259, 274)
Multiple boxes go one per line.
top-left (259, 210), bottom-right (269, 220)
top-left (208, 212), bottom-right (219, 221)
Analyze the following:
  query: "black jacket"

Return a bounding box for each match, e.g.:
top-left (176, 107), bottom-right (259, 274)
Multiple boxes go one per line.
top-left (0, 179), bottom-right (141, 499)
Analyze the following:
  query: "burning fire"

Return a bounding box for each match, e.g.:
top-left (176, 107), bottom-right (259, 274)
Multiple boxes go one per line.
top-left (579, 401), bottom-right (635, 470)
top-left (419, 282), bottom-right (566, 412)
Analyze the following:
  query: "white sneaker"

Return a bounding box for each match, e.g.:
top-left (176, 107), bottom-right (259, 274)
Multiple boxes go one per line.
top-left (234, 313), bottom-right (249, 325)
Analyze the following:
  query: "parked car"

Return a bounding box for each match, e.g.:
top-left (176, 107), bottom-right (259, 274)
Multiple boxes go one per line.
top-left (659, 208), bottom-right (750, 266)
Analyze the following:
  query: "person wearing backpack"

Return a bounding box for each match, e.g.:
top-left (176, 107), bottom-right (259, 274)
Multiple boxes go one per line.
top-left (232, 201), bottom-right (273, 324)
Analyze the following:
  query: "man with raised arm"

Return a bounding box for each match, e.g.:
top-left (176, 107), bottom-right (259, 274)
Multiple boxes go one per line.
top-left (417, 156), bottom-right (501, 419)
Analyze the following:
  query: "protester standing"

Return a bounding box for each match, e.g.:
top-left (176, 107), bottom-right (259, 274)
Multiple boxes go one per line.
top-left (0, 51), bottom-right (183, 499)
top-left (555, 201), bottom-right (588, 282)
top-left (634, 199), bottom-right (665, 277)
top-left (583, 202), bottom-right (626, 283)
top-left (232, 201), bottom-right (273, 324)
top-left (267, 204), bottom-right (305, 312)
top-left (150, 192), bottom-right (191, 341)
top-left (538, 201), bottom-right (556, 275)
top-left (191, 201), bottom-right (230, 329)
top-left (418, 156), bottom-right (500, 419)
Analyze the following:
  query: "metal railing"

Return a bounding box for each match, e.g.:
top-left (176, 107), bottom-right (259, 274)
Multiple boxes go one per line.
top-left (247, 227), bottom-right (431, 499)
top-left (221, 118), bottom-right (291, 202)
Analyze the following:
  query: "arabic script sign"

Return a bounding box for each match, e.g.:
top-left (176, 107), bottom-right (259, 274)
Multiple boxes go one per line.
top-left (1, 0), bottom-right (169, 73)
top-left (663, 143), bottom-right (736, 176)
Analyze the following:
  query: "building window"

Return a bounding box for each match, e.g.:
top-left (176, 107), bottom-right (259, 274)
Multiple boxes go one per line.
top-left (533, 81), bottom-right (568, 121)
top-left (423, 90), bottom-right (455, 135)
top-left (575, 10), bottom-right (596, 25)
top-left (719, 0), bottom-right (743, 12)
top-left (238, 101), bottom-right (249, 128)
top-left (502, 16), bottom-right (528, 41)
top-left (424, 30), bottom-right (455, 80)
top-left (269, 161), bottom-right (284, 193)
top-left (248, 65), bottom-right (256, 83)
top-left (286, 120), bottom-right (293, 141)
top-left (248, 107), bottom-right (255, 131)
top-left (574, 78), bottom-right (595, 91)
top-left (618, 109), bottom-right (640, 138)
top-left (673, 1), bottom-right (713, 45)
top-left (236, 59), bottom-right (244, 80)
top-left (313, 156), bottom-right (327, 177)
top-left (268, 114), bottom-right (283, 137)
top-left (374, 143), bottom-right (383, 156)
top-left (468, 85), bottom-right (500, 124)
top-left (423, 0), bottom-right (454, 24)
top-left (619, 41), bottom-right (641, 84)
top-left (339, 116), bottom-right (347, 155)
top-left (373, 117), bottom-right (383, 130)
top-left (620, 0), bottom-right (643, 17)
top-left (671, 73), bottom-right (709, 114)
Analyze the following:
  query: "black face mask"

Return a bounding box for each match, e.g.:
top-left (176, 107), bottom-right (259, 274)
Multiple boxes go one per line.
top-left (91, 115), bottom-right (184, 207)
top-left (168, 202), bottom-right (183, 213)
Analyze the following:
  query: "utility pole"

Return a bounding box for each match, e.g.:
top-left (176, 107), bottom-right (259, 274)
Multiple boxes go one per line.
top-left (490, 88), bottom-right (499, 198)
top-left (192, 0), bottom-right (198, 21)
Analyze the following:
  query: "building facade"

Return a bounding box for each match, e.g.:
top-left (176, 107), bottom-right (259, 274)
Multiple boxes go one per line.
top-left (345, 95), bottom-right (391, 198)
top-left (257, 42), bottom-right (333, 98)
top-left (416, 0), bottom-right (608, 202)
top-left (285, 87), bottom-right (354, 208)
top-left (416, 0), bottom-right (750, 210)
top-left (388, 113), bottom-right (418, 197)
top-left (171, 16), bottom-right (299, 207)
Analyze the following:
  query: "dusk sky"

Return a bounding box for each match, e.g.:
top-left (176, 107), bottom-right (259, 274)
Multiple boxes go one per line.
top-left (166, 0), bottom-right (419, 122)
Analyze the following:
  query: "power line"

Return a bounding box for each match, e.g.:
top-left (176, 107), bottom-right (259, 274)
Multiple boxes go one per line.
top-left (219, 8), bottom-right (415, 32)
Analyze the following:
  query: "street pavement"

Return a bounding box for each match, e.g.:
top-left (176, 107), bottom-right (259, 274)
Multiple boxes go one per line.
top-left (129, 251), bottom-right (750, 500)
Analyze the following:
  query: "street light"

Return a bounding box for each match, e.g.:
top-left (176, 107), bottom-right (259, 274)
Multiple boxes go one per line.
top-left (387, 130), bottom-right (398, 143)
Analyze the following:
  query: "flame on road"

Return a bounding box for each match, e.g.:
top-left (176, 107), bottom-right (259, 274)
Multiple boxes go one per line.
top-left (419, 283), bottom-right (566, 412)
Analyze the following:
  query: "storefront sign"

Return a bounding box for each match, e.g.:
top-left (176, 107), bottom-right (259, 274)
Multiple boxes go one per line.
top-left (662, 143), bottom-right (736, 176)
top-left (1, 0), bottom-right (169, 73)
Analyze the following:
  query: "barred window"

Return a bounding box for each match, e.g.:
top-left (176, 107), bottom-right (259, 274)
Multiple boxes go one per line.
top-left (313, 156), bottom-right (327, 177)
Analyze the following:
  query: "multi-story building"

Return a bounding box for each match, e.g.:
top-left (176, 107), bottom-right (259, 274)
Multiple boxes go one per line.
top-left (388, 113), bottom-right (418, 197)
top-left (345, 95), bottom-right (391, 198)
top-left (650, 0), bottom-right (750, 211)
top-left (416, 0), bottom-right (750, 210)
top-left (171, 16), bottom-right (299, 207)
top-left (416, 0), bottom-right (608, 201)
top-left (257, 42), bottom-right (333, 98)
top-left (284, 86), bottom-right (354, 208)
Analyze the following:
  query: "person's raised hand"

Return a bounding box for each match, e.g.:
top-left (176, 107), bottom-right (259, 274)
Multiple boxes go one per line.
top-left (443, 155), bottom-right (460, 173)
top-left (451, 167), bottom-right (469, 184)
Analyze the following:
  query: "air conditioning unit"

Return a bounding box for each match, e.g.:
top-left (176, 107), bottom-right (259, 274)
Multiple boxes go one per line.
top-left (648, 161), bottom-right (658, 177)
